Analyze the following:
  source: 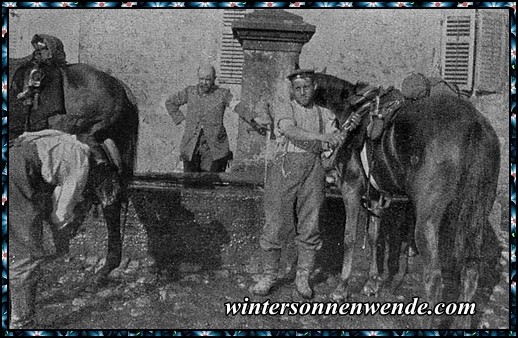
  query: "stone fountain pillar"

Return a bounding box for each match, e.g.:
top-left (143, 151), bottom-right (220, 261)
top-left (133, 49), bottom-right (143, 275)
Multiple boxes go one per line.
top-left (231, 10), bottom-right (315, 178)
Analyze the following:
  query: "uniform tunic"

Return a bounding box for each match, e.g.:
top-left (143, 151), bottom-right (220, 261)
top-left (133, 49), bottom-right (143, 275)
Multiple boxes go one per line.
top-left (165, 85), bottom-right (232, 164)
top-left (260, 100), bottom-right (336, 252)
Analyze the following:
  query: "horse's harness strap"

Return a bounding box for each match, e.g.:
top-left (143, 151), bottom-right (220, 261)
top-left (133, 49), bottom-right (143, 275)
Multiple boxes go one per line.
top-left (354, 87), bottom-right (408, 216)
top-left (361, 90), bottom-right (401, 217)
top-left (17, 64), bottom-right (44, 105)
top-left (17, 63), bottom-right (46, 132)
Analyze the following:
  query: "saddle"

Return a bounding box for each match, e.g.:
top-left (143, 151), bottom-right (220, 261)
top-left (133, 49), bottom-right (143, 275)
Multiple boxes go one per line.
top-left (324, 83), bottom-right (410, 217)
top-left (10, 35), bottom-right (67, 138)
top-left (349, 83), bottom-right (405, 141)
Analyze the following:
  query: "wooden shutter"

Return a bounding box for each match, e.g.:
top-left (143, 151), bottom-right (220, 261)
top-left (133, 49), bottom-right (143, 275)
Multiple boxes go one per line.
top-left (441, 14), bottom-right (475, 91)
top-left (219, 9), bottom-right (246, 84)
top-left (474, 10), bottom-right (507, 94)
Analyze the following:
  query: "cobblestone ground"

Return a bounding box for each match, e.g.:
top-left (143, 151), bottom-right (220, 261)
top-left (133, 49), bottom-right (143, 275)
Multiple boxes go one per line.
top-left (33, 201), bottom-right (510, 331)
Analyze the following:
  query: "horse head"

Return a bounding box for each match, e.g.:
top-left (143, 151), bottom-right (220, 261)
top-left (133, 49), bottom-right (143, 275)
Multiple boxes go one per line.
top-left (312, 72), bottom-right (356, 125)
top-left (313, 72), bottom-right (406, 147)
top-left (89, 163), bottom-right (121, 209)
top-left (86, 139), bottom-right (123, 208)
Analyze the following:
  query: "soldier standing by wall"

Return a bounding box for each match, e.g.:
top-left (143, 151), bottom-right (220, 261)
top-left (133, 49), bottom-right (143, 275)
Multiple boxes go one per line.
top-left (250, 69), bottom-right (356, 299)
top-left (165, 64), bottom-right (233, 173)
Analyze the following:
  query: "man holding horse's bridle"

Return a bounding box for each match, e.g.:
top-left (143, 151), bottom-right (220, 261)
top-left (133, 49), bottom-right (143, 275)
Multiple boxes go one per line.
top-left (250, 69), bottom-right (359, 299)
top-left (165, 64), bottom-right (233, 173)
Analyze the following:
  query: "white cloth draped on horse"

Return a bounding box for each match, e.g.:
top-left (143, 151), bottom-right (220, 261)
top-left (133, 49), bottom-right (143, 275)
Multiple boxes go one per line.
top-left (18, 129), bottom-right (90, 229)
top-left (16, 129), bottom-right (123, 230)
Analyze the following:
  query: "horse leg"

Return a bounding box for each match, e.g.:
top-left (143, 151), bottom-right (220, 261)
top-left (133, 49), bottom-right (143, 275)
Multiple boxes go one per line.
top-left (384, 211), bottom-right (403, 292)
top-left (402, 204), bottom-right (419, 258)
top-left (450, 201), bottom-right (494, 328)
top-left (415, 215), bottom-right (441, 327)
top-left (331, 167), bottom-right (367, 301)
top-left (94, 201), bottom-right (122, 284)
top-left (377, 219), bottom-right (387, 280)
top-left (361, 215), bottom-right (383, 297)
top-left (330, 192), bottom-right (361, 301)
top-left (413, 192), bottom-right (452, 328)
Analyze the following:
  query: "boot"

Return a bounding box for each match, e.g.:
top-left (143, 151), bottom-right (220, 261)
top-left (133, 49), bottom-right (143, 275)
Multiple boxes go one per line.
top-left (250, 249), bottom-right (280, 296)
top-left (295, 249), bottom-right (316, 299)
top-left (10, 282), bottom-right (37, 329)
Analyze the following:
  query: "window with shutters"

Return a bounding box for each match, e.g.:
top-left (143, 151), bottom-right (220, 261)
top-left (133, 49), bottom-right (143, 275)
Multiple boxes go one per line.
top-left (219, 9), bottom-right (247, 84)
top-left (474, 10), bottom-right (507, 94)
top-left (441, 15), bottom-right (475, 91)
top-left (440, 11), bottom-right (507, 94)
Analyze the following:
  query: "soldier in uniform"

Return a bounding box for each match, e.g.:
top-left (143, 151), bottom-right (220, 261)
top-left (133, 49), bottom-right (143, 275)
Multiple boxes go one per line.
top-left (250, 69), bottom-right (359, 299)
top-left (165, 64), bottom-right (233, 172)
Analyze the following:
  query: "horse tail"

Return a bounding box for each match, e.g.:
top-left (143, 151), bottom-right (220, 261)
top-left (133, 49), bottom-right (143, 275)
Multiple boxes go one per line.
top-left (450, 120), bottom-right (500, 271)
top-left (111, 78), bottom-right (139, 206)
top-left (119, 80), bottom-right (139, 178)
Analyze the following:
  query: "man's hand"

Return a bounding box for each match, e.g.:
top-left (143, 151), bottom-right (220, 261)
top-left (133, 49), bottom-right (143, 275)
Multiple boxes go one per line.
top-left (345, 112), bottom-right (362, 130)
top-left (320, 132), bottom-right (344, 149)
top-left (251, 116), bottom-right (272, 135)
top-left (252, 116), bottom-right (272, 128)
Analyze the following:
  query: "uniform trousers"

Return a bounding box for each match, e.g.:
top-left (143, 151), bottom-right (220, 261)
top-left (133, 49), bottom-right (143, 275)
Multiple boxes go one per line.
top-left (183, 131), bottom-right (231, 173)
top-left (260, 152), bottom-right (325, 252)
top-left (9, 141), bottom-right (53, 326)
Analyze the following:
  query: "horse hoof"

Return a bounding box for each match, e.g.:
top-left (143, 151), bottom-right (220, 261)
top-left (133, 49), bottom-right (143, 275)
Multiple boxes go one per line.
top-left (93, 274), bottom-right (110, 286)
top-left (382, 280), bottom-right (399, 296)
top-left (331, 281), bottom-right (351, 302)
top-left (330, 288), bottom-right (351, 302)
top-left (361, 285), bottom-right (378, 297)
top-left (361, 278), bottom-right (381, 297)
top-left (330, 291), bottom-right (345, 302)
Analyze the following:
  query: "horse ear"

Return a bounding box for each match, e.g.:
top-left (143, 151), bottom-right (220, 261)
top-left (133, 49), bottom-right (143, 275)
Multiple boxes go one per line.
top-left (31, 34), bottom-right (41, 45)
top-left (321, 67), bottom-right (327, 74)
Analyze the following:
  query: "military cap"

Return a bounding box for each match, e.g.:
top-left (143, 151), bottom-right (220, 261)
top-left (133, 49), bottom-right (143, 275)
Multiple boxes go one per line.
top-left (286, 69), bottom-right (315, 81)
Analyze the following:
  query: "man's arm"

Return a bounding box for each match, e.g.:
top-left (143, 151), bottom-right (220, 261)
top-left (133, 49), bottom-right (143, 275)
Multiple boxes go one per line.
top-left (279, 120), bottom-right (344, 149)
top-left (223, 88), bottom-right (233, 107)
top-left (165, 88), bottom-right (188, 125)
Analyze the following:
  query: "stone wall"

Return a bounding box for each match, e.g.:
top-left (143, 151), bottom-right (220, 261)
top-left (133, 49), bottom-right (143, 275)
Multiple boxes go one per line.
top-left (9, 8), bottom-right (509, 209)
top-left (9, 9), bottom-right (241, 173)
top-left (9, 8), bottom-right (508, 172)
top-left (129, 181), bottom-right (346, 272)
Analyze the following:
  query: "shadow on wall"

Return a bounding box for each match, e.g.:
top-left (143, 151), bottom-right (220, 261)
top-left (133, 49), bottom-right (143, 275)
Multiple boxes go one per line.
top-left (130, 189), bottom-right (230, 276)
top-left (128, 183), bottom-right (350, 277)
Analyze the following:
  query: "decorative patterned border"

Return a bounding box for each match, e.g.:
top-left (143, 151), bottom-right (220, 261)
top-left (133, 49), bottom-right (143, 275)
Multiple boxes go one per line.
top-left (1, 1), bottom-right (515, 336)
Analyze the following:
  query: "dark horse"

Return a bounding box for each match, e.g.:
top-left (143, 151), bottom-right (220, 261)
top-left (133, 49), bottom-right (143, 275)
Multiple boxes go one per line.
top-left (9, 52), bottom-right (139, 283)
top-left (312, 72), bottom-right (500, 328)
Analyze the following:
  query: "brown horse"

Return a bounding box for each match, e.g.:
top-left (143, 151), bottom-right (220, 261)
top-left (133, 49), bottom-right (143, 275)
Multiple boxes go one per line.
top-left (312, 72), bottom-right (501, 328)
top-left (9, 56), bottom-right (139, 283)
